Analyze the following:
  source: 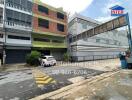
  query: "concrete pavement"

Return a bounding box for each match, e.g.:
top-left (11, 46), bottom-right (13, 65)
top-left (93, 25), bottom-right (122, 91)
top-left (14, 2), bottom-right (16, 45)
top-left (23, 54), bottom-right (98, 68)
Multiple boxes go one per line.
top-left (30, 70), bottom-right (132, 100)
top-left (0, 66), bottom-right (104, 100)
top-left (0, 59), bottom-right (120, 100)
top-left (30, 71), bottom-right (119, 100)
top-left (63, 70), bottom-right (132, 100)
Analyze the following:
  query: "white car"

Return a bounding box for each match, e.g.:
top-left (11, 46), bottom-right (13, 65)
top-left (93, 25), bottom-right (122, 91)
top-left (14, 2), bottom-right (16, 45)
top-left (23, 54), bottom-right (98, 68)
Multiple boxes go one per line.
top-left (40, 56), bottom-right (57, 67)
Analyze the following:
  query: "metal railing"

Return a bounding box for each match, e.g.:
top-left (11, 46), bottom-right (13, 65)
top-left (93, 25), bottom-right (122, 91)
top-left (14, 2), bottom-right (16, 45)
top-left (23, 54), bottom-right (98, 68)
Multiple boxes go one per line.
top-left (5, 20), bottom-right (32, 31)
top-left (71, 55), bottom-right (118, 62)
top-left (6, 3), bottom-right (32, 13)
top-left (0, 1), bottom-right (32, 13)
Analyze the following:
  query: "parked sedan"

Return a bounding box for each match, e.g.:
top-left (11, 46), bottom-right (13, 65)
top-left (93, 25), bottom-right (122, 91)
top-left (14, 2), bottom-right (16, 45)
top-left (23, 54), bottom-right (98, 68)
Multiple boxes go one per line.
top-left (40, 56), bottom-right (57, 67)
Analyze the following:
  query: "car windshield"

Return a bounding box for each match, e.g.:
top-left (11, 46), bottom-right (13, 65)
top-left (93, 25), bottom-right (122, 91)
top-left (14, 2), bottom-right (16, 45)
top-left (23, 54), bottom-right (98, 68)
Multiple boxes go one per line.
top-left (47, 57), bottom-right (55, 60)
top-left (41, 57), bottom-right (46, 59)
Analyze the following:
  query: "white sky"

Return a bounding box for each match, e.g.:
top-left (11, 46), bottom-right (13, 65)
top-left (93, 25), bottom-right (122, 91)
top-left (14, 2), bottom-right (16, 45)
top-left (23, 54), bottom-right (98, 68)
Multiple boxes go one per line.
top-left (40, 0), bottom-right (93, 15)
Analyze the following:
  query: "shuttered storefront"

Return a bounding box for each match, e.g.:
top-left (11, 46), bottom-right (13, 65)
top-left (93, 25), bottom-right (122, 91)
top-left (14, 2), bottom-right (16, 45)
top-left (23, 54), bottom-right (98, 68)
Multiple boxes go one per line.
top-left (6, 49), bottom-right (31, 64)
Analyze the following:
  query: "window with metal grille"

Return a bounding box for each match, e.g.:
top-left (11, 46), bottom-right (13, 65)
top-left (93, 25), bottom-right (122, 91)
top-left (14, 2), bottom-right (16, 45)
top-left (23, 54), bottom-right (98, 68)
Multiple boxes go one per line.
top-left (38, 5), bottom-right (48, 14)
top-left (52, 40), bottom-right (64, 43)
top-left (8, 35), bottom-right (30, 40)
top-left (38, 18), bottom-right (49, 28)
top-left (57, 23), bottom-right (64, 32)
top-left (34, 38), bottom-right (50, 42)
top-left (96, 39), bottom-right (100, 42)
top-left (57, 12), bottom-right (64, 19)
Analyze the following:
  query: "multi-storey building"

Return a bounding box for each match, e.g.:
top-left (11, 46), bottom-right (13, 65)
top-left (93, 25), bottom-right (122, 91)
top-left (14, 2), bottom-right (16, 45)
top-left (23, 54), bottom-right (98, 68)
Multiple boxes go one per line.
top-left (32, 0), bottom-right (67, 60)
top-left (0, 0), bottom-right (33, 64)
top-left (68, 13), bottom-right (129, 61)
top-left (0, 0), bottom-right (67, 64)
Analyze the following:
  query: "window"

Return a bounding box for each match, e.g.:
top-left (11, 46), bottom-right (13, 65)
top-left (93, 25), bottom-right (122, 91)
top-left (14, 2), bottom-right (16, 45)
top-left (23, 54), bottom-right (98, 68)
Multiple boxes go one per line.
top-left (38, 5), bottom-right (48, 14)
top-left (34, 38), bottom-right (50, 42)
top-left (57, 12), bottom-right (64, 19)
top-left (38, 18), bottom-right (49, 28)
top-left (114, 41), bottom-right (118, 45)
top-left (57, 23), bottom-right (64, 32)
top-left (0, 8), bottom-right (3, 16)
top-left (0, 34), bottom-right (3, 38)
top-left (106, 40), bottom-right (109, 44)
top-left (52, 40), bottom-right (64, 43)
top-left (8, 35), bottom-right (30, 40)
top-left (82, 23), bottom-right (87, 29)
top-left (27, 1), bottom-right (33, 12)
top-left (96, 39), bottom-right (100, 43)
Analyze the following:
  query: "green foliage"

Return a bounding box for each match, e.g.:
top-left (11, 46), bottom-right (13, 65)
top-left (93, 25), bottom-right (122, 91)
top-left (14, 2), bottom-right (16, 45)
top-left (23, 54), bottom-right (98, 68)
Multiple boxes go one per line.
top-left (63, 52), bottom-right (71, 62)
top-left (26, 51), bottom-right (41, 66)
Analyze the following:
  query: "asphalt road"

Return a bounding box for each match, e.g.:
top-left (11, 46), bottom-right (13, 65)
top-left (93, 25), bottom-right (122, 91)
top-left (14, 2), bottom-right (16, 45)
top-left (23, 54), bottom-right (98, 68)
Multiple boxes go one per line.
top-left (0, 66), bottom-right (104, 100)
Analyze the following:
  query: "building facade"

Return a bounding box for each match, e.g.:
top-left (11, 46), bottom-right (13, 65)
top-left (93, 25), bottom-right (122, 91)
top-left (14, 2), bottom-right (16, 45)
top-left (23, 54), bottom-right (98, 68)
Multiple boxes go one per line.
top-left (68, 13), bottom-right (129, 61)
top-left (0, 0), bottom-right (67, 64)
top-left (0, 0), bottom-right (33, 64)
top-left (32, 0), bottom-right (67, 61)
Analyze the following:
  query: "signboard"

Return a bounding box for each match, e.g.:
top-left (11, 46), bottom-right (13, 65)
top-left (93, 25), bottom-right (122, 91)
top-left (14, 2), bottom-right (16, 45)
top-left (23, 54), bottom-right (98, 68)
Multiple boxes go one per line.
top-left (110, 5), bottom-right (125, 16)
top-left (70, 14), bottom-right (128, 43)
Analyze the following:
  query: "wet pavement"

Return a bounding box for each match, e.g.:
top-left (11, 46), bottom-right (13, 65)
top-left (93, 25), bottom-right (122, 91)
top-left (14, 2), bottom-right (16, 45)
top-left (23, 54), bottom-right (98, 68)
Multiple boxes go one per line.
top-left (64, 70), bottom-right (132, 100)
top-left (0, 66), bottom-right (104, 100)
top-left (91, 70), bottom-right (132, 100)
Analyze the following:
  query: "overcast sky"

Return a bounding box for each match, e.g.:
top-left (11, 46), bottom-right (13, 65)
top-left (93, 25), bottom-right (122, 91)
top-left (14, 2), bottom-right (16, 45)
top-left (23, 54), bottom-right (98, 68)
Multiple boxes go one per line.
top-left (41, 0), bottom-right (132, 25)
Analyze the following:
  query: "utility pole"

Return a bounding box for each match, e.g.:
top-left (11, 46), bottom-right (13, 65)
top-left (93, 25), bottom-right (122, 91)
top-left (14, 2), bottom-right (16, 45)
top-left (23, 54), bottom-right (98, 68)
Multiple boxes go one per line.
top-left (2, 0), bottom-right (6, 65)
top-left (126, 13), bottom-right (132, 54)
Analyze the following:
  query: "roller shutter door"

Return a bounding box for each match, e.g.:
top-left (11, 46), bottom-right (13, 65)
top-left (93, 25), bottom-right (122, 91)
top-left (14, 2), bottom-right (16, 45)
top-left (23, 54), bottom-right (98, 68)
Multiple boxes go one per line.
top-left (6, 49), bottom-right (30, 64)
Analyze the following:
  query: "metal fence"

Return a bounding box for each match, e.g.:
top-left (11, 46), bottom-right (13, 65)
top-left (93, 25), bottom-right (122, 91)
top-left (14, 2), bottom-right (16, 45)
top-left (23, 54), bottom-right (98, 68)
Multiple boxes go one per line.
top-left (71, 55), bottom-right (118, 62)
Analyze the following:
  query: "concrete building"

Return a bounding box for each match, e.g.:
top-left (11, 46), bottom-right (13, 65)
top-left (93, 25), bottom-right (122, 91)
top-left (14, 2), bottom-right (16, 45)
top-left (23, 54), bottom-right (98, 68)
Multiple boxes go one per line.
top-left (0, 0), bottom-right (67, 64)
top-left (68, 13), bottom-right (129, 61)
top-left (32, 0), bottom-right (67, 60)
top-left (0, 0), bottom-right (33, 64)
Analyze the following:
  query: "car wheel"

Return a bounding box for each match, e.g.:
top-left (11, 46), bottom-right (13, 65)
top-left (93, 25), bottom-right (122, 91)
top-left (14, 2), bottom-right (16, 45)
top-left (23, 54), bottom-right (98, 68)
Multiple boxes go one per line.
top-left (53, 63), bottom-right (56, 66)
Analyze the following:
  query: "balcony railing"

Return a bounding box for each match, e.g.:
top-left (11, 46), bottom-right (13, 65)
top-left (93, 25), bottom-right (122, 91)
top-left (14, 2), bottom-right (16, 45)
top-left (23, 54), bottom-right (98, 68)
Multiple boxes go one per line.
top-left (6, 3), bottom-right (32, 14)
top-left (33, 41), bottom-right (67, 48)
top-left (5, 21), bottom-right (32, 31)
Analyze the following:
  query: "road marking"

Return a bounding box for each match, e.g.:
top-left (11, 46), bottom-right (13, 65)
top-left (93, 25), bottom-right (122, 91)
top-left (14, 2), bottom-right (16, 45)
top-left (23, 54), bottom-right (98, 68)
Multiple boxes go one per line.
top-left (32, 69), bottom-right (56, 87)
